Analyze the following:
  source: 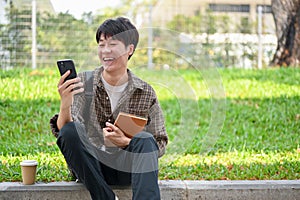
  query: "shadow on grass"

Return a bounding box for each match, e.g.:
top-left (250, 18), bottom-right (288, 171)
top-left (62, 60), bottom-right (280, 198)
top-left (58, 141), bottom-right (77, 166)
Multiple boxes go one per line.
top-left (160, 95), bottom-right (299, 155)
top-left (1, 95), bottom-right (299, 155)
top-left (0, 98), bottom-right (60, 156)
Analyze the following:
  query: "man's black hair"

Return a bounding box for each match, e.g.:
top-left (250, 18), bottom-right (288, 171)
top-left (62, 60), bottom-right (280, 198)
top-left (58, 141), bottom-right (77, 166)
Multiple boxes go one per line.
top-left (96, 17), bottom-right (139, 60)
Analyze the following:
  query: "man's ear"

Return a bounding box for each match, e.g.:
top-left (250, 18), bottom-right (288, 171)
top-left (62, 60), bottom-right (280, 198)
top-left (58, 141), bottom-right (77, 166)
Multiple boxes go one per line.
top-left (127, 44), bottom-right (135, 56)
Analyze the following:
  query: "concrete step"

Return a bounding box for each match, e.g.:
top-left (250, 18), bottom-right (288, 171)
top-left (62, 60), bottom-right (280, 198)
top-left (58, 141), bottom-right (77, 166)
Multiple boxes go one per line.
top-left (0, 180), bottom-right (299, 200)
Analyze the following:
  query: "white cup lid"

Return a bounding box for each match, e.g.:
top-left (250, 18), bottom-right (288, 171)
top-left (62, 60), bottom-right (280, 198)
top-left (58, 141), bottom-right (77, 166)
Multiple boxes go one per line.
top-left (20, 160), bottom-right (38, 166)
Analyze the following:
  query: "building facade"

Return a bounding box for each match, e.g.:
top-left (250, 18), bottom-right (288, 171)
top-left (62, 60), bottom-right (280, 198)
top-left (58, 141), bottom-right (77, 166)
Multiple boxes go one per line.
top-left (151, 0), bottom-right (274, 34)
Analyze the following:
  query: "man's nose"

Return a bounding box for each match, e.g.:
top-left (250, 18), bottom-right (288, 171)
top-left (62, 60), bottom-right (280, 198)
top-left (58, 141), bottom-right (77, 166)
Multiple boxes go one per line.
top-left (102, 45), bottom-right (112, 53)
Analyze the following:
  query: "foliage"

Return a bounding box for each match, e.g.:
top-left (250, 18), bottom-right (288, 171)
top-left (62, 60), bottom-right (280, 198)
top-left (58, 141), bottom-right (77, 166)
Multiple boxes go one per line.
top-left (166, 9), bottom-right (241, 35)
top-left (167, 15), bottom-right (192, 33)
top-left (0, 67), bottom-right (299, 182)
top-left (236, 17), bottom-right (253, 34)
top-left (36, 12), bottom-right (98, 68)
top-left (1, 3), bottom-right (32, 67)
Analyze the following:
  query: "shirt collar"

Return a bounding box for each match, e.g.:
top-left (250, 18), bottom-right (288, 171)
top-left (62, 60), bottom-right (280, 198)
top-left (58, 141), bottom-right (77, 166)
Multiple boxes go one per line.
top-left (96, 66), bottom-right (144, 91)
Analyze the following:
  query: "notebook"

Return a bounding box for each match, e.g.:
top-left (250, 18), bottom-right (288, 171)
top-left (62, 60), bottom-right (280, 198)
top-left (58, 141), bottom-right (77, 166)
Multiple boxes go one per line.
top-left (114, 112), bottom-right (148, 138)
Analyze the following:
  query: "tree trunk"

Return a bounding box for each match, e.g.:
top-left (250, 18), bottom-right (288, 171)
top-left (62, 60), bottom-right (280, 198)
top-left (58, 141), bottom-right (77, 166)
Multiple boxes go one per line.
top-left (271, 0), bottom-right (300, 67)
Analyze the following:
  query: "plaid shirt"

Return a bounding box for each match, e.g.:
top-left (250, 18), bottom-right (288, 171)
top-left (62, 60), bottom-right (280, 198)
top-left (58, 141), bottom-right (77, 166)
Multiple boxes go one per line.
top-left (50, 67), bottom-right (168, 157)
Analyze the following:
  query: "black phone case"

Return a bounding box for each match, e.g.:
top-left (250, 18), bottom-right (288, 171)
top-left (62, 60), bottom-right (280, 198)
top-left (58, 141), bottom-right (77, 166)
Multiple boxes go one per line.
top-left (57, 59), bottom-right (77, 81)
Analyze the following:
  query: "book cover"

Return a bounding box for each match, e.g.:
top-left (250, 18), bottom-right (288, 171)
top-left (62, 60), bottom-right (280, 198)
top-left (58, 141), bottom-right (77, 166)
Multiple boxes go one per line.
top-left (114, 112), bottom-right (148, 138)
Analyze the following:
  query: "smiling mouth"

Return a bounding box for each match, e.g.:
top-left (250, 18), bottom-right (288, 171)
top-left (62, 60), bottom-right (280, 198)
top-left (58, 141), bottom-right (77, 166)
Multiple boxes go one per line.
top-left (103, 57), bottom-right (114, 62)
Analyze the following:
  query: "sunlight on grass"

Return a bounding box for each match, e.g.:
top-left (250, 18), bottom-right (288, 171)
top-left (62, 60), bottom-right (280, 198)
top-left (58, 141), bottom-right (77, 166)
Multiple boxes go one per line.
top-left (161, 149), bottom-right (300, 167)
top-left (0, 153), bottom-right (72, 182)
top-left (224, 79), bottom-right (300, 98)
top-left (159, 149), bottom-right (300, 180)
top-left (0, 69), bottom-right (59, 100)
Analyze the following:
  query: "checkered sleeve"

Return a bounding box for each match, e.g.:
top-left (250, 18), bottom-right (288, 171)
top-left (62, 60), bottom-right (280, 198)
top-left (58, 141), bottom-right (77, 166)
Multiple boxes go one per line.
top-left (145, 95), bottom-right (168, 158)
top-left (49, 114), bottom-right (59, 138)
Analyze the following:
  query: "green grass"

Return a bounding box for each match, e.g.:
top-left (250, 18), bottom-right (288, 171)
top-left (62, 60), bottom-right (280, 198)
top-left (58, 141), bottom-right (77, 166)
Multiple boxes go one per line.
top-left (0, 67), bottom-right (299, 182)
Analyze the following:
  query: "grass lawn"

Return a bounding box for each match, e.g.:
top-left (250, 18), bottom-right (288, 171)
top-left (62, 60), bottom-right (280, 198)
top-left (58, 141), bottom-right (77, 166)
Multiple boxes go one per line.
top-left (0, 67), bottom-right (299, 182)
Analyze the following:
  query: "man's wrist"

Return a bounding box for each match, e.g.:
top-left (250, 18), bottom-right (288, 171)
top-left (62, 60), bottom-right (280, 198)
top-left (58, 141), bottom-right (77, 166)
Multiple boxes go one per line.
top-left (121, 137), bottom-right (131, 149)
top-left (57, 107), bottom-right (72, 130)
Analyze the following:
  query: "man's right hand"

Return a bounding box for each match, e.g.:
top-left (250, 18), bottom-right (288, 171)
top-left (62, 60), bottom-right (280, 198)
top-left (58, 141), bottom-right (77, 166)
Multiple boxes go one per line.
top-left (58, 70), bottom-right (84, 109)
top-left (57, 70), bottom-right (84, 129)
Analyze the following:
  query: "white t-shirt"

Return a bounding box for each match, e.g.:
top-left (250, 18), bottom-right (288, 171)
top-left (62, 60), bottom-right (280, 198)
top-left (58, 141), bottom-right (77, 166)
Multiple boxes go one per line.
top-left (101, 74), bottom-right (128, 112)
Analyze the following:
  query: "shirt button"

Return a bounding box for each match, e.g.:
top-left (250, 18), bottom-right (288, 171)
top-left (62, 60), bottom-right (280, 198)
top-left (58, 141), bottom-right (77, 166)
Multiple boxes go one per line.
top-left (106, 96), bottom-right (109, 100)
top-left (108, 119), bottom-right (111, 122)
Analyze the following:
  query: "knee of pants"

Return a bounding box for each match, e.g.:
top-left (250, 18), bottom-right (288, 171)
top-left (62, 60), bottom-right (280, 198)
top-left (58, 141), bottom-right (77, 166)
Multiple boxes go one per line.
top-left (134, 131), bottom-right (153, 139)
top-left (129, 131), bottom-right (159, 154)
top-left (58, 122), bottom-right (82, 146)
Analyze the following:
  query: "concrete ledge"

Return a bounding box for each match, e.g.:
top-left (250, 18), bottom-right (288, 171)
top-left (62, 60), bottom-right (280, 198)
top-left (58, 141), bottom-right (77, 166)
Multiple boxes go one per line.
top-left (0, 180), bottom-right (299, 200)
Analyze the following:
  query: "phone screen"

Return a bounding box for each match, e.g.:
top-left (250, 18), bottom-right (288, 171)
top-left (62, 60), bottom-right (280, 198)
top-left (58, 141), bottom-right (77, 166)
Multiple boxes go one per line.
top-left (57, 59), bottom-right (77, 82)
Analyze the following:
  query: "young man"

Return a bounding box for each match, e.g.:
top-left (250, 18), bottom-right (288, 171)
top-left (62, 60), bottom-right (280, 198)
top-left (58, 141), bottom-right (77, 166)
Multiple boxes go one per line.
top-left (50, 17), bottom-right (168, 200)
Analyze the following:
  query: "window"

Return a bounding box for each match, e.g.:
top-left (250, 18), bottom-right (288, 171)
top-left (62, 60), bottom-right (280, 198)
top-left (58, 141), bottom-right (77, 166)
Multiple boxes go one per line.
top-left (209, 4), bottom-right (250, 13)
top-left (256, 5), bottom-right (272, 13)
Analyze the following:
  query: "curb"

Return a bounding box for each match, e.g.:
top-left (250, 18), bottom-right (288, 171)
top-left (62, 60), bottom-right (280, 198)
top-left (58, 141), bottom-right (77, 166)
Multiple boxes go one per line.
top-left (1, 180), bottom-right (299, 200)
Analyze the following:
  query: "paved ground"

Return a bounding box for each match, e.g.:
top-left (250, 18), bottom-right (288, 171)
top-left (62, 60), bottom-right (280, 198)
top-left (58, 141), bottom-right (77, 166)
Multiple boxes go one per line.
top-left (1, 180), bottom-right (300, 200)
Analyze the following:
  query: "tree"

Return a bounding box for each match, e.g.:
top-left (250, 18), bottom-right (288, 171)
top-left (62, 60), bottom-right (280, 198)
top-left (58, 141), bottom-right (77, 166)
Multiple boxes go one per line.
top-left (36, 12), bottom-right (96, 68)
top-left (271, 0), bottom-right (300, 67)
top-left (167, 14), bottom-right (191, 33)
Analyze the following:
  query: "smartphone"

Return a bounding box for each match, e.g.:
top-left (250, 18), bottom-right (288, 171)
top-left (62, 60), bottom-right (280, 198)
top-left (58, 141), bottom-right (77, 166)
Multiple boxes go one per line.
top-left (57, 59), bottom-right (77, 82)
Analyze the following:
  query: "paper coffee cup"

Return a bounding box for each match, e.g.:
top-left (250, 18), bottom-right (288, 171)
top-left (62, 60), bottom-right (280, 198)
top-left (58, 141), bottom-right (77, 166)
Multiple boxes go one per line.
top-left (20, 160), bottom-right (38, 185)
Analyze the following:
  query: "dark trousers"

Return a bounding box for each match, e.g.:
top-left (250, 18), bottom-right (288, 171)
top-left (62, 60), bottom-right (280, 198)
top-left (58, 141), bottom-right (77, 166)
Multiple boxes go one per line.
top-left (57, 122), bottom-right (161, 200)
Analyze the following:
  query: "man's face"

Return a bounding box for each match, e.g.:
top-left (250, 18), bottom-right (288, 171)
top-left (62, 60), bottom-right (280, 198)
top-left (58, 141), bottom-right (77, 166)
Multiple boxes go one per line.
top-left (98, 34), bottom-right (133, 72)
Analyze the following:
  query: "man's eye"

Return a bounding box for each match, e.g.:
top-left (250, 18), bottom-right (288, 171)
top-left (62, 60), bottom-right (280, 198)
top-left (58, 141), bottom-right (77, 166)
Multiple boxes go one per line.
top-left (99, 44), bottom-right (104, 47)
top-left (110, 43), bottom-right (116, 46)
